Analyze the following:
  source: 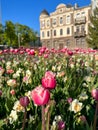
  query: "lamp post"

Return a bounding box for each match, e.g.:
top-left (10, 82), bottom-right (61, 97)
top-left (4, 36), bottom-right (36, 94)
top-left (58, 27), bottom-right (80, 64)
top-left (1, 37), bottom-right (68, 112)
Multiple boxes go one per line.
top-left (18, 33), bottom-right (21, 48)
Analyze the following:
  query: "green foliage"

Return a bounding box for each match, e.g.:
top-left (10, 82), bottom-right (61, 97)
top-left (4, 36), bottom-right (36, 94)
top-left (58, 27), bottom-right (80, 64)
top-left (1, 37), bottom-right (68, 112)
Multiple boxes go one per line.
top-left (0, 21), bottom-right (39, 47)
top-left (87, 7), bottom-right (98, 49)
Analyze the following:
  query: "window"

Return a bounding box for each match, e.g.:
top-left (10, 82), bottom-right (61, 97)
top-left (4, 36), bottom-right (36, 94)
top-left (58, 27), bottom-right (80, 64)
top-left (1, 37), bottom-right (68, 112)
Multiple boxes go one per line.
top-left (53, 18), bottom-right (56, 25)
top-left (81, 24), bottom-right (85, 32)
top-left (76, 13), bottom-right (80, 18)
top-left (66, 15), bottom-right (70, 24)
top-left (42, 31), bottom-right (44, 38)
top-left (59, 8), bottom-right (63, 13)
top-left (81, 12), bottom-right (85, 16)
top-left (41, 21), bottom-right (45, 27)
top-left (81, 38), bottom-right (85, 44)
top-left (67, 27), bottom-right (70, 34)
top-left (76, 26), bottom-right (80, 32)
top-left (76, 38), bottom-right (80, 45)
top-left (54, 30), bottom-right (56, 36)
top-left (47, 20), bottom-right (50, 27)
top-left (59, 44), bottom-right (63, 49)
top-left (60, 17), bottom-right (63, 24)
top-left (60, 29), bottom-right (63, 35)
top-left (47, 31), bottom-right (50, 37)
top-left (66, 40), bottom-right (70, 46)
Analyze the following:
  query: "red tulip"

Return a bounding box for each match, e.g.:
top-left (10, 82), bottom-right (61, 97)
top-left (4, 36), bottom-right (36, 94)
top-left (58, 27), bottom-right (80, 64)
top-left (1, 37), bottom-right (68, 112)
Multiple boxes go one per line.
top-left (67, 50), bottom-right (73, 56)
top-left (42, 76), bottom-right (56, 90)
top-left (91, 89), bottom-right (98, 100)
top-left (19, 96), bottom-right (30, 107)
top-left (31, 86), bottom-right (50, 106)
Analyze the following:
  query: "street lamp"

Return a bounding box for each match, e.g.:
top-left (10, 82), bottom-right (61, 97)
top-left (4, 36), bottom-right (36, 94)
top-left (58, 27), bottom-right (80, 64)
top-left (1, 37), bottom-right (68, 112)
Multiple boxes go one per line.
top-left (18, 33), bottom-right (21, 48)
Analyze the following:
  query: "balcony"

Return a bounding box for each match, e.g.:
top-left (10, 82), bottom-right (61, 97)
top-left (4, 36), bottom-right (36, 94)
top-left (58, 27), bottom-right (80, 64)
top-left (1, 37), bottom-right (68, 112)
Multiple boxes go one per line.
top-left (74, 31), bottom-right (86, 38)
top-left (74, 17), bottom-right (86, 25)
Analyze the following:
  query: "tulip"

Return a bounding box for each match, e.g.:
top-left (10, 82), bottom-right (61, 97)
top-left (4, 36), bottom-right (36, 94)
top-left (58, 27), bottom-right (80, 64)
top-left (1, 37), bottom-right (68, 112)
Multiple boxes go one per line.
top-left (58, 121), bottom-right (65, 130)
top-left (67, 50), bottom-right (73, 56)
top-left (67, 98), bottom-right (72, 104)
top-left (19, 96), bottom-right (30, 107)
top-left (44, 54), bottom-right (48, 58)
top-left (31, 86), bottom-right (50, 106)
top-left (44, 71), bottom-right (56, 78)
top-left (29, 49), bottom-right (35, 55)
top-left (91, 88), bottom-right (98, 100)
top-left (42, 76), bottom-right (56, 90)
top-left (0, 90), bottom-right (2, 96)
top-left (10, 89), bottom-right (15, 95)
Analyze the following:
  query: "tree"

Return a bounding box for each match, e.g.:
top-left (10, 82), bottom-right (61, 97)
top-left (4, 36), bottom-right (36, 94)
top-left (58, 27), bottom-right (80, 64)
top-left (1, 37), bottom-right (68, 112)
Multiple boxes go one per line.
top-left (15, 23), bottom-right (38, 47)
top-left (5, 21), bottom-right (17, 46)
top-left (87, 7), bottom-right (98, 49)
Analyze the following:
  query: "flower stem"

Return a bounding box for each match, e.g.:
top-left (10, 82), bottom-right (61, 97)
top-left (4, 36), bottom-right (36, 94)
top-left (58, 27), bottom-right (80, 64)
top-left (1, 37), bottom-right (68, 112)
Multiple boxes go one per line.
top-left (93, 101), bottom-right (98, 130)
top-left (42, 105), bottom-right (46, 130)
top-left (22, 107), bottom-right (27, 130)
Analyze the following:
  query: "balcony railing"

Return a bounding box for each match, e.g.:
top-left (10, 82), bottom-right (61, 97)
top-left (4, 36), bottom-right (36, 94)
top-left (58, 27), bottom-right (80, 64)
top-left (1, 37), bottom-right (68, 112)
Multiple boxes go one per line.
top-left (74, 31), bottom-right (86, 37)
top-left (74, 17), bottom-right (86, 25)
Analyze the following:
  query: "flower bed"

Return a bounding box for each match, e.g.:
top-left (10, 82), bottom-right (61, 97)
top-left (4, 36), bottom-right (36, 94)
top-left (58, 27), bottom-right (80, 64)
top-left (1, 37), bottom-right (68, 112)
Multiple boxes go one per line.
top-left (0, 47), bottom-right (98, 130)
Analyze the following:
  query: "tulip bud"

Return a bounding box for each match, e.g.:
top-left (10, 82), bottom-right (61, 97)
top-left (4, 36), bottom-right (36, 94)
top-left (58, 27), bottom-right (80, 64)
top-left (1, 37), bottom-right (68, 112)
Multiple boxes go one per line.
top-left (10, 89), bottom-right (15, 95)
top-left (58, 121), bottom-right (65, 130)
top-left (0, 90), bottom-right (2, 96)
top-left (19, 96), bottom-right (30, 107)
top-left (91, 89), bottom-right (98, 100)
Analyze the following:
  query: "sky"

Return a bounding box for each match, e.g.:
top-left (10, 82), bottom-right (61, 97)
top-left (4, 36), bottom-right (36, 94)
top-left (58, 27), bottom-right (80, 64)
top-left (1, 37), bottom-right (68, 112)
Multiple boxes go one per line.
top-left (1, 0), bottom-right (91, 34)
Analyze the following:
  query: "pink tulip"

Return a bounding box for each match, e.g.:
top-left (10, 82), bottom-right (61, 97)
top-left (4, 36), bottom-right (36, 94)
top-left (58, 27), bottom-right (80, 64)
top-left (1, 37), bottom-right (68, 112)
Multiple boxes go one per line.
top-left (19, 96), bottom-right (30, 107)
top-left (29, 49), bottom-right (35, 55)
top-left (31, 86), bottom-right (50, 106)
top-left (67, 98), bottom-right (72, 104)
top-left (44, 71), bottom-right (56, 78)
top-left (91, 88), bottom-right (98, 100)
top-left (10, 89), bottom-right (15, 95)
top-left (42, 76), bottom-right (56, 90)
top-left (44, 54), bottom-right (48, 58)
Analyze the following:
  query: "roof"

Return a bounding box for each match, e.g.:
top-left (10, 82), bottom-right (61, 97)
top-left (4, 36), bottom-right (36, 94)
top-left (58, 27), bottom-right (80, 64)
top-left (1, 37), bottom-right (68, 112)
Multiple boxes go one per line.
top-left (56, 3), bottom-right (66, 9)
top-left (40, 9), bottom-right (49, 16)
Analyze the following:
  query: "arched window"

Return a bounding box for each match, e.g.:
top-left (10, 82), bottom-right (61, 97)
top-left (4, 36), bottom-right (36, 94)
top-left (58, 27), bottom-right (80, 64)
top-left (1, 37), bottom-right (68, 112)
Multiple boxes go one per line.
top-left (76, 26), bottom-right (80, 32)
top-left (47, 20), bottom-right (50, 27)
top-left (41, 21), bottom-right (45, 27)
top-left (54, 30), bottom-right (56, 36)
top-left (60, 17), bottom-right (63, 24)
top-left (42, 31), bottom-right (44, 38)
top-left (67, 27), bottom-right (70, 34)
top-left (47, 31), bottom-right (50, 37)
top-left (53, 18), bottom-right (56, 25)
top-left (60, 29), bottom-right (63, 35)
top-left (66, 15), bottom-right (70, 24)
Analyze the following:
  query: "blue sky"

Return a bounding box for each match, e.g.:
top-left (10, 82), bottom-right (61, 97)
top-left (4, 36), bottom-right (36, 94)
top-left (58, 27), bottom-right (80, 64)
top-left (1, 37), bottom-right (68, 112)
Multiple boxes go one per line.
top-left (1, 0), bottom-right (91, 33)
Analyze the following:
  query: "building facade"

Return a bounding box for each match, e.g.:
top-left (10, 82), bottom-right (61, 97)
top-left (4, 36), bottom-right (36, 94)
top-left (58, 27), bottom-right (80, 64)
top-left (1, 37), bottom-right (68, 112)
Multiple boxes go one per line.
top-left (39, 3), bottom-right (92, 49)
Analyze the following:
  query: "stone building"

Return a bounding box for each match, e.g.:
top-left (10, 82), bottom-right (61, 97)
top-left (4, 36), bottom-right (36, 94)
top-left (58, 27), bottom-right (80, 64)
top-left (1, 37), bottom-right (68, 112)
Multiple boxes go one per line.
top-left (39, 3), bottom-right (91, 49)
